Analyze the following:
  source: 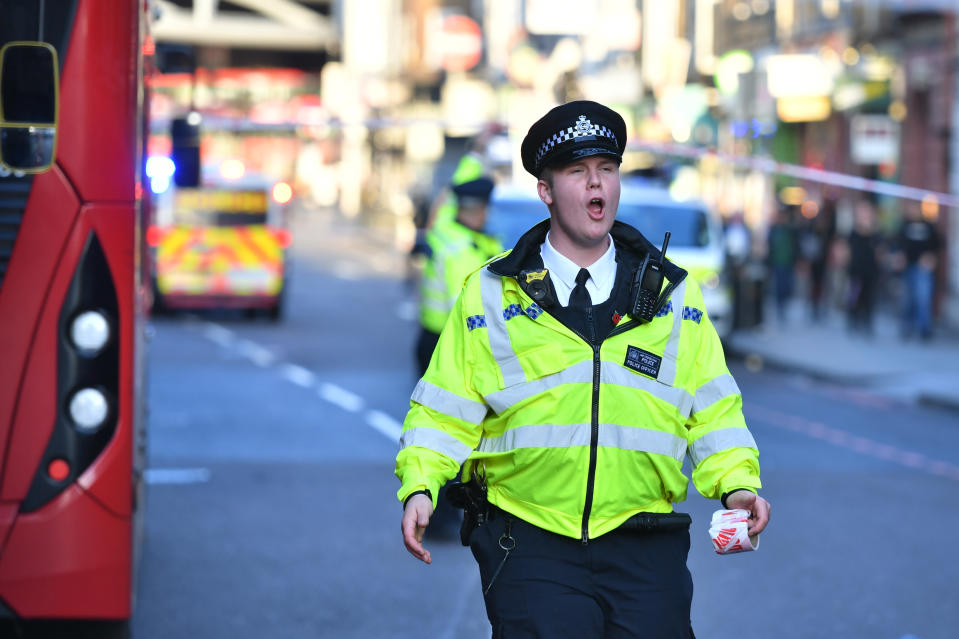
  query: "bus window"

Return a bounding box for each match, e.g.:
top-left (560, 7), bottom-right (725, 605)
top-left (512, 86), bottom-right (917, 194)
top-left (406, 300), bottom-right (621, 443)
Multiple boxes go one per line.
top-left (0, 41), bottom-right (58, 172)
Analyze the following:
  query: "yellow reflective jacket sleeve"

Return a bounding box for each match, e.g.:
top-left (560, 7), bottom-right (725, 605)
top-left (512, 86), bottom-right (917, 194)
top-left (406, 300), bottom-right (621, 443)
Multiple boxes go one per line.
top-left (683, 281), bottom-right (761, 500)
top-left (396, 289), bottom-right (488, 509)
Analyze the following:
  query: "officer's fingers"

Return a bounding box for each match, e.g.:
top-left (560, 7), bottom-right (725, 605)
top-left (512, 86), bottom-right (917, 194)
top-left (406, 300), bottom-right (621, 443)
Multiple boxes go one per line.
top-left (748, 497), bottom-right (771, 536)
top-left (402, 512), bottom-right (432, 564)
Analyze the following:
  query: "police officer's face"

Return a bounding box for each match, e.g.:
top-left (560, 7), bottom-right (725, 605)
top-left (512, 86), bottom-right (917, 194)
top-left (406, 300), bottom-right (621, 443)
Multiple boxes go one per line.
top-left (538, 155), bottom-right (620, 252)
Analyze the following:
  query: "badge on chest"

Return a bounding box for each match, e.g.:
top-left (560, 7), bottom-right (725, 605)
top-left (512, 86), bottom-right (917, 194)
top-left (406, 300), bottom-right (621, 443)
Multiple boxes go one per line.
top-left (624, 345), bottom-right (662, 379)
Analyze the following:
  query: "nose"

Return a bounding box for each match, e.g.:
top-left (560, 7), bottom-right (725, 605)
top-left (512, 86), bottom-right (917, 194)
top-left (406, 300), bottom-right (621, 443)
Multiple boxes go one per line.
top-left (586, 166), bottom-right (601, 188)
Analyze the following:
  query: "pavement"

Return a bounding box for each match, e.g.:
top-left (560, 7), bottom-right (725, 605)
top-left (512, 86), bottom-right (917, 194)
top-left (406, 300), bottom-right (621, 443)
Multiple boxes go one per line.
top-left (725, 300), bottom-right (959, 413)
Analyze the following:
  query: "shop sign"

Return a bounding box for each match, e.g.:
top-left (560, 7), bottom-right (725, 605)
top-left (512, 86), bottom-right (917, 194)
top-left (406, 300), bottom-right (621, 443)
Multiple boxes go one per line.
top-left (850, 114), bottom-right (899, 165)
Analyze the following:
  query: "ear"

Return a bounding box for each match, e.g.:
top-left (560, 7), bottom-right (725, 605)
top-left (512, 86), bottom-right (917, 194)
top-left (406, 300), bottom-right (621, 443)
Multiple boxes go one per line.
top-left (537, 179), bottom-right (553, 206)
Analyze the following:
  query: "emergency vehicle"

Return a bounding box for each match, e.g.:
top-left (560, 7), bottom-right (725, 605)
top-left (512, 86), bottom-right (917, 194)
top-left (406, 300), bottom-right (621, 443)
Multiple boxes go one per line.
top-left (147, 159), bottom-right (293, 320)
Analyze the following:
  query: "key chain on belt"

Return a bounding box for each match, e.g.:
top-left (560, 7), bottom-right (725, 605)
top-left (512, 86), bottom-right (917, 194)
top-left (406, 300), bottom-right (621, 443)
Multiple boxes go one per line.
top-left (483, 518), bottom-right (516, 596)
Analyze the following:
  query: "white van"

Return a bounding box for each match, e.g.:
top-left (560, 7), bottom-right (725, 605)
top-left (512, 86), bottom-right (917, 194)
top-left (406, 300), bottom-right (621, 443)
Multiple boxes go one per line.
top-left (486, 182), bottom-right (732, 338)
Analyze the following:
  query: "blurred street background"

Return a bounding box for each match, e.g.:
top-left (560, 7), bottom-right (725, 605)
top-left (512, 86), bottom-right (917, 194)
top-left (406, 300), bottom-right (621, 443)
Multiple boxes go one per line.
top-left (136, 1), bottom-right (959, 638)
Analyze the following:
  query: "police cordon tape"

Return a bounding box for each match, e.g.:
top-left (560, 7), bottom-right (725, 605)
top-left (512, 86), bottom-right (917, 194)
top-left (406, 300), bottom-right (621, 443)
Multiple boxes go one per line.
top-left (323, 115), bottom-right (959, 209)
top-left (157, 113), bottom-right (958, 209)
top-left (629, 139), bottom-right (959, 210)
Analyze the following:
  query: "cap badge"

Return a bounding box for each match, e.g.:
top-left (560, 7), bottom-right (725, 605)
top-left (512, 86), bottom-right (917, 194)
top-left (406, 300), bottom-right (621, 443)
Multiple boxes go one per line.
top-left (575, 115), bottom-right (593, 135)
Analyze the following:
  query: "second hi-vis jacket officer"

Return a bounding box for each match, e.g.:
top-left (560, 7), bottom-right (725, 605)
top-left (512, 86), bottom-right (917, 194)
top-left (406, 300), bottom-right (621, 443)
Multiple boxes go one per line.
top-left (416, 175), bottom-right (503, 376)
top-left (397, 101), bottom-right (770, 639)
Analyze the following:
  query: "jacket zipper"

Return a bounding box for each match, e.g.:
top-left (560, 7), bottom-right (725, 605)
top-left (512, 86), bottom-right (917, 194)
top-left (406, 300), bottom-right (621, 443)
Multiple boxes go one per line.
top-left (580, 316), bottom-right (651, 544)
top-left (581, 306), bottom-right (601, 545)
top-left (507, 280), bottom-right (644, 545)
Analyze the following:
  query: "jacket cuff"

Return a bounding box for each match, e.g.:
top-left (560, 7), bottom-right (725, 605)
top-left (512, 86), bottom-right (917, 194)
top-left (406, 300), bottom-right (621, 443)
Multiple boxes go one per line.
top-left (403, 489), bottom-right (433, 509)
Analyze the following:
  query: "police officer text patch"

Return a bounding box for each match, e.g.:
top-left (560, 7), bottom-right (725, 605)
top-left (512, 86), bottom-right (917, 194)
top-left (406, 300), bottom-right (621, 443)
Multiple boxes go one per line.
top-left (624, 346), bottom-right (662, 379)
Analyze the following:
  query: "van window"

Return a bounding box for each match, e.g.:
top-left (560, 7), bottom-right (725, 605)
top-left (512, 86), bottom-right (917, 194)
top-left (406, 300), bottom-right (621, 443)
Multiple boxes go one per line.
top-left (617, 204), bottom-right (710, 248)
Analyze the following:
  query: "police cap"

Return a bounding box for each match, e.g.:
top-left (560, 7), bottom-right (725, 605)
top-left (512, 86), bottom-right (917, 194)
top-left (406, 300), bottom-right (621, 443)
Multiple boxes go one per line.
top-left (451, 175), bottom-right (495, 205)
top-left (521, 100), bottom-right (627, 178)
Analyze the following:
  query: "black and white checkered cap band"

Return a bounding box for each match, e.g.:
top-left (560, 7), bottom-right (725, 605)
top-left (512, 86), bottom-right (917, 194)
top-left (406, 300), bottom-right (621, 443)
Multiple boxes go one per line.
top-left (535, 123), bottom-right (618, 167)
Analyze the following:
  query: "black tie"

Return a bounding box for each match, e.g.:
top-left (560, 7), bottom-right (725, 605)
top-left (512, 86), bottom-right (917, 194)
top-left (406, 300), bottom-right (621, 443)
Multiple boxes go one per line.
top-left (569, 268), bottom-right (592, 310)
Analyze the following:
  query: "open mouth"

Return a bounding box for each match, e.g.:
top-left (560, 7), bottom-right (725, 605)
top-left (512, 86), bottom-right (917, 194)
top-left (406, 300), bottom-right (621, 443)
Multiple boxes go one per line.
top-left (587, 197), bottom-right (605, 217)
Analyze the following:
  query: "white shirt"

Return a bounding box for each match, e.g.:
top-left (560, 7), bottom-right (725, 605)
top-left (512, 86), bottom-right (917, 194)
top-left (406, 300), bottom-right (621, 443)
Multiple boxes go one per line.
top-left (541, 232), bottom-right (617, 307)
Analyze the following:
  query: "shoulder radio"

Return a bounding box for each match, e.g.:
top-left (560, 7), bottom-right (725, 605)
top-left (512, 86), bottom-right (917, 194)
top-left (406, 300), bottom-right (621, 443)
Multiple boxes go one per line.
top-left (631, 232), bottom-right (670, 322)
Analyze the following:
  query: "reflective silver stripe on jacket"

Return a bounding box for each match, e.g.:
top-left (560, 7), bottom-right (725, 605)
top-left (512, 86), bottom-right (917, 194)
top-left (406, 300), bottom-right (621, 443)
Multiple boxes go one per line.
top-left (688, 427), bottom-right (758, 466)
top-left (601, 363), bottom-right (695, 417)
top-left (484, 360), bottom-right (593, 414)
top-left (481, 269), bottom-right (527, 387)
top-left (411, 379), bottom-right (488, 425)
top-left (477, 422), bottom-right (687, 461)
top-left (691, 373), bottom-right (741, 415)
top-left (483, 359), bottom-right (695, 417)
top-left (598, 423), bottom-right (688, 461)
top-left (657, 279), bottom-right (686, 386)
top-left (398, 427), bottom-right (474, 464)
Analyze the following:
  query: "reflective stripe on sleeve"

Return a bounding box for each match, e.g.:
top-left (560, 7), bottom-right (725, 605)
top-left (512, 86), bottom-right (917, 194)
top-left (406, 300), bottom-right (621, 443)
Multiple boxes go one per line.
top-left (688, 427), bottom-right (758, 467)
top-left (481, 269), bottom-right (527, 387)
top-left (411, 379), bottom-right (488, 425)
top-left (601, 363), bottom-right (695, 417)
top-left (483, 360), bottom-right (593, 414)
top-left (657, 280), bottom-right (686, 386)
top-left (477, 422), bottom-right (687, 461)
top-left (398, 427), bottom-right (474, 464)
top-left (691, 373), bottom-right (741, 415)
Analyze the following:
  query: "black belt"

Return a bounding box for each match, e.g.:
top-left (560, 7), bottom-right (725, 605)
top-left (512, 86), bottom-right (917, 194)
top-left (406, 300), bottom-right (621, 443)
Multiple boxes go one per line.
top-left (617, 511), bottom-right (691, 533)
top-left (488, 505), bottom-right (691, 533)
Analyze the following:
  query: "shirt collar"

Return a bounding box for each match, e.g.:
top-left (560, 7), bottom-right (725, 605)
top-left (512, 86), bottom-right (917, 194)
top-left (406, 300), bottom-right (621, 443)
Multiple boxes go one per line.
top-left (541, 232), bottom-right (617, 290)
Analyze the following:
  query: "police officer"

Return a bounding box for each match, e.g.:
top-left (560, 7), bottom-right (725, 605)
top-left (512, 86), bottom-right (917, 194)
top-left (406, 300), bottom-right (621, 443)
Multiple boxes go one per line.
top-left (396, 101), bottom-right (770, 638)
top-left (416, 174), bottom-right (503, 376)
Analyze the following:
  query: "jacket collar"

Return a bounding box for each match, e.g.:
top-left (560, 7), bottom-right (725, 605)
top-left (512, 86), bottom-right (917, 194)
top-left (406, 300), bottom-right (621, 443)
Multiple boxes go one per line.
top-left (488, 218), bottom-right (687, 285)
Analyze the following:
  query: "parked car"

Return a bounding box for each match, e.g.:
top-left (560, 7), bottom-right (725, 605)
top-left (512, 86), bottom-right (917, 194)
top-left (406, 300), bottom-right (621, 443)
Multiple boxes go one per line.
top-left (486, 182), bottom-right (732, 338)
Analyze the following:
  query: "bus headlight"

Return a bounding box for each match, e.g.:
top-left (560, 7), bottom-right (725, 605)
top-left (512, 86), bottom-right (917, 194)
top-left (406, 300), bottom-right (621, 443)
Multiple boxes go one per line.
top-left (69, 388), bottom-right (109, 432)
top-left (70, 310), bottom-right (111, 354)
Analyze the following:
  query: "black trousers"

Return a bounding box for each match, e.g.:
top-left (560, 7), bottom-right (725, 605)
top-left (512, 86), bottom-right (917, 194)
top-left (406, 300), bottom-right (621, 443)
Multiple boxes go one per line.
top-left (470, 509), bottom-right (694, 639)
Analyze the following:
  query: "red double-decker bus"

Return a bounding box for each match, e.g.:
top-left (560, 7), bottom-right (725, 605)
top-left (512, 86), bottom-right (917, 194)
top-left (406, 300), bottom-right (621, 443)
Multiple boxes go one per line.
top-left (0, 1), bottom-right (149, 635)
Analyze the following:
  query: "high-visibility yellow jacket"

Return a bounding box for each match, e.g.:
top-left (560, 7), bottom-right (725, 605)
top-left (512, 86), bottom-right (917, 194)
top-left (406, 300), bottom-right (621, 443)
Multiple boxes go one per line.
top-left (397, 220), bottom-right (761, 542)
top-left (419, 219), bottom-right (504, 335)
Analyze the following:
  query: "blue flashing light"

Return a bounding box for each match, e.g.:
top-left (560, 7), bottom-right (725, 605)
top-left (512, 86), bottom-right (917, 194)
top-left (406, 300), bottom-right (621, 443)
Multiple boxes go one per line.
top-left (150, 175), bottom-right (171, 194)
top-left (146, 156), bottom-right (176, 179)
top-left (146, 156), bottom-right (176, 194)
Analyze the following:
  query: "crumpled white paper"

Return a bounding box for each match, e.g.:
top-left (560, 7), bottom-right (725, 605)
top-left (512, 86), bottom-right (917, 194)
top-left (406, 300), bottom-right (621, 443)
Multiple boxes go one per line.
top-left (709, 509), bottom-right (759, 554)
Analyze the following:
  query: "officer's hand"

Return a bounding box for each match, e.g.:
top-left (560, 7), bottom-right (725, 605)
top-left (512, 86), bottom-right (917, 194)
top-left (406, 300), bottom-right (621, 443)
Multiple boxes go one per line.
top-left (725, 491), bottom-right (771, 536)
top-left (401, 494), bottom-right (434, 564)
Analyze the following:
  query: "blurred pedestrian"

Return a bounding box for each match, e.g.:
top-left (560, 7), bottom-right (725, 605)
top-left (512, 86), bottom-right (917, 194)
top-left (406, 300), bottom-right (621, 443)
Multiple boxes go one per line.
top-left (894, 200), bottom-right (941, 340)
top-left (723, 212), bottom-right (751, 329)
top-left (766, 206), bottom-right (798, 322)
top-left (799, 200), bottom-right (834, 322)
top-left (396, 100), bottom-right (769, 638)
top-left (845, 199), bottom-right (881, 335)
top-left (416, 175), bottom-right (503, 376)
